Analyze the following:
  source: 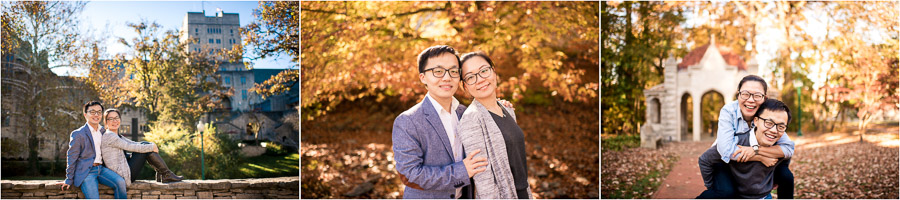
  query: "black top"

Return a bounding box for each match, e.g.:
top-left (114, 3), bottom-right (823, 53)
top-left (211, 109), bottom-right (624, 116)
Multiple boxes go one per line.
top-left (488, 103), bottom-right (528, 196)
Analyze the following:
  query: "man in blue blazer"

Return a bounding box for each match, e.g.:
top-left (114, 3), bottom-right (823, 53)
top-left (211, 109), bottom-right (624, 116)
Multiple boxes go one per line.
top-left (58, 101), bottom-right (128, 199)
top-left (392, 45), bottom-right (489, 198)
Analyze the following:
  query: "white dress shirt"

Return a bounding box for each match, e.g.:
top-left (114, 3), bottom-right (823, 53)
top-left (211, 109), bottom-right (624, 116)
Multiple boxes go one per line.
top-left (87, 123), bottom-right (104, 164)
top-left (426, 92), bottom-right (462, 198)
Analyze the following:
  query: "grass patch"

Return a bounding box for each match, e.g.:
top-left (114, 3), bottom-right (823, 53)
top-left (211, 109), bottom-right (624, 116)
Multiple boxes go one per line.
top-left (601, 134), bottom-right (641, 151)
top-left (237, 153), bottom-right (299, 178)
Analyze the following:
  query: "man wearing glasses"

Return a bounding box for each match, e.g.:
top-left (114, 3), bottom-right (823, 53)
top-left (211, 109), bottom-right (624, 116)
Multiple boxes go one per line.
top-left (697, 98), bottom-right (793, 199)
top-left (392, 45), bottom-right (488, 198)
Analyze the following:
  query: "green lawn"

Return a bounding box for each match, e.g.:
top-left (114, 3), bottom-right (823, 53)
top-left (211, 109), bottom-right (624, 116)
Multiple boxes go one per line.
top-left (238, 153), bottom-right (299, 178)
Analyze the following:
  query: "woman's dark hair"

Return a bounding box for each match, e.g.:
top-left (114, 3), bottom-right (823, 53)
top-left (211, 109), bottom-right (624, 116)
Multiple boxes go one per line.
top-left (103, 108), bottom-right (120, 123)
top-left (417, 45), bottom-right (460, 73)
top-left (459, 51), bottom-right (495, 69)
top-left (83, 101), bottom-right (104, 113)
top-left (753, 99), bottom-right (792, 124)
top-left (737, 75), bottom-right (768, 94)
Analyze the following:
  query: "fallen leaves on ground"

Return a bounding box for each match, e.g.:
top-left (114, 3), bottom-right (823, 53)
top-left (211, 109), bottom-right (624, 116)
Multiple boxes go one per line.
top-left (791, 126), bottom-right (899, 199)
top-left (601, 140), bottom-right (679, 198)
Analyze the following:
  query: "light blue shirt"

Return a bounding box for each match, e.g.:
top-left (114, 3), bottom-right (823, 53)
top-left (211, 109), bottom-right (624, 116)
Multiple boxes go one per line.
top-left (713, 100), bottom-right (794, 163)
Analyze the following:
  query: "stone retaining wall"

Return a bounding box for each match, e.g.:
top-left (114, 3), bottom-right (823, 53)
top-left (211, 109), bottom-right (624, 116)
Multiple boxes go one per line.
top-left (0, 176), bottom-right (298, 199)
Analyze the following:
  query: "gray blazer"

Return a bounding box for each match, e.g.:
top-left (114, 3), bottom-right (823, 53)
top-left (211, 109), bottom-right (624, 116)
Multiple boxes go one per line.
top-left (100, 131), bottom-right (154, 186)
top-left (392, 95), bottom-right (471, 199)
top-left (458, 100), bottom-right (533, 199)
top-left (65, 124), bottom-right (105, 187)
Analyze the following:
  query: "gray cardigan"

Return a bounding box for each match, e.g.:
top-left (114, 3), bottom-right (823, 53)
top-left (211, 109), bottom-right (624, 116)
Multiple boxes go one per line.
top-left (100, 131), bottom-right (154, 186)
top-left (457, 100), bottom-right (533, 199)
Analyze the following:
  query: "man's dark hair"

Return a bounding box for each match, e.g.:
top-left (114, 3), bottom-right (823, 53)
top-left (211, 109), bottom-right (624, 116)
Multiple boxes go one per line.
top-left (738, 75), bottom-right (768, 94)
top-left (753, 98), bottom-right (792, 124)
top-left (460, 51), bottom-right (496, 70)
top-left (83, 101), bottom-right (104, 114)
top-left (417, 45), bottom-right (460, 73)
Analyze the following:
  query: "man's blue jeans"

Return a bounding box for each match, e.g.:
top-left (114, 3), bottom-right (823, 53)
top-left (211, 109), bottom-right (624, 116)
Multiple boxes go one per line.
top-left (80, 165), bottom-right (128, 199)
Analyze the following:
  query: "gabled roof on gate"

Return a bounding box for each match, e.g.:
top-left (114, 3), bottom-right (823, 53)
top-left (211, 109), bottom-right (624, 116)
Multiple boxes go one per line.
top-left (677, 44), bottom-right (746, 71)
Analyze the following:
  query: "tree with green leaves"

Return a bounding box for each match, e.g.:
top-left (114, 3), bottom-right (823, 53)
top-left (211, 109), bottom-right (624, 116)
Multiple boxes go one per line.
top-left (601, 1), bottom-right (686, 135)
top-left (87, 19), bottom-right (229, 140)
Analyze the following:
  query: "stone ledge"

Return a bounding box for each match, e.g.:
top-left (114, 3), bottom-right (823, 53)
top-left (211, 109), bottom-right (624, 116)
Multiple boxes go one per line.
top-left (0, 176), bottom-right (298, 199)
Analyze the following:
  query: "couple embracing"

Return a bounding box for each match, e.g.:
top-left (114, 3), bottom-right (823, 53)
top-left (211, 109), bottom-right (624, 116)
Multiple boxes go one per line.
top-left (392, 45), bottom-right (532, 199)
top-left (697, 75), bottom-right (796, 199)
top-left (58, 101), bottom-right (184, 199)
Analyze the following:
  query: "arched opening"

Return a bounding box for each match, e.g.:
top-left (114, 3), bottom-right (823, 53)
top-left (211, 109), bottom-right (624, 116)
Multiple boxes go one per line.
top-left (680, 93), bottom-right (693, 141)
top-left (701, 90), bottom-right (726, 140)
top-left (649, 98), bottom-right (661, 124)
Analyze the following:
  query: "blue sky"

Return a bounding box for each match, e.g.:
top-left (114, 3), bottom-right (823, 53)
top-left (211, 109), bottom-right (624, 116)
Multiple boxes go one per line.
top-left (53, 1), bottom-right (296, 76)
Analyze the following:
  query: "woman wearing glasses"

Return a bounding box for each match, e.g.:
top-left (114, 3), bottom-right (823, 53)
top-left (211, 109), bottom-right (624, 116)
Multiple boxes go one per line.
top-left (99, 108), bottom-right (184, 189)
top-left (456, 51), bottom-right (532, 199)
top-left (696, 75), bottom-right (795, 198)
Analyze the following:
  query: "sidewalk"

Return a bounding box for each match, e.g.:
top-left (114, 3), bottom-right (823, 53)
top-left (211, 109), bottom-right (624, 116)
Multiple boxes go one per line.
top-left (652, 140), bottom-right (712, 199)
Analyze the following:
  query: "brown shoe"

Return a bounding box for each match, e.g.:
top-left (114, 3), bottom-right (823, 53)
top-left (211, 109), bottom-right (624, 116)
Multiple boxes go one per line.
top-left (146, 152), bottom-right (184, 183)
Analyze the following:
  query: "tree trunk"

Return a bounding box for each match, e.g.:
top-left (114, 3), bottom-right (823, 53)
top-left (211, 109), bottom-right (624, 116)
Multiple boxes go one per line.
top-left (829, 106), bottom-right (841, 132)
top-left (26, 104), bottom-right (39, 176)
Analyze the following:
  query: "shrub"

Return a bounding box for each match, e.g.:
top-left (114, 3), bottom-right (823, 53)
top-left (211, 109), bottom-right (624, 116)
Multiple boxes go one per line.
top-left (601, 134), bottom-right (640, 151)
top-left (143, 122), bottom-right (244, 179)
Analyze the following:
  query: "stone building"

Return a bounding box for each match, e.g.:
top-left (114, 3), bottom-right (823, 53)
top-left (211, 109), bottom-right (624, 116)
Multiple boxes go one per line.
top-left (179, 10), bottom-right (298, 149)
top-left (179, 10), bottom-right (256, 111)
top-left (640, 37), bottom-right (761, 148)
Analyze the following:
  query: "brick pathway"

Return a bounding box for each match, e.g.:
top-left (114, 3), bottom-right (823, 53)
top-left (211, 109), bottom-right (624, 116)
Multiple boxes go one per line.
top-left (652, 140), bottom-right (714, 199)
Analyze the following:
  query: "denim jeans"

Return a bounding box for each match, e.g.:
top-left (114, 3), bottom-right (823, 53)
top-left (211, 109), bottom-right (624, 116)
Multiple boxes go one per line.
top-left (696, 162), bottom-right (736, 199)
top-left (80, 165), bottom-right (128, 199)
top-left (774, 159), bottom-right (794, 199)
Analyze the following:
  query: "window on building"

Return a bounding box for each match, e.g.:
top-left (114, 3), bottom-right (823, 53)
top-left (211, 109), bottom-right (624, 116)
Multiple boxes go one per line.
top-left (242, 90), bottom-right (247, 100)
top-left (209, 39), bottom-right (214, 43)
top-left (195, 28), bottom-right (198, 33)
top-left (216, 39), bottom-right (221, 44)
top-left (225, 77), bottom-right (231, 84)
top-left (120, 125), bottom-right (130, 135)
top-left (240, 76), bottom-right (246, 84)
